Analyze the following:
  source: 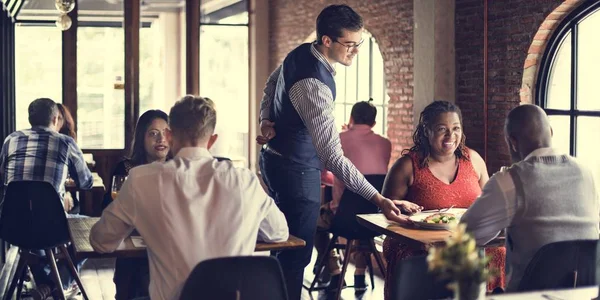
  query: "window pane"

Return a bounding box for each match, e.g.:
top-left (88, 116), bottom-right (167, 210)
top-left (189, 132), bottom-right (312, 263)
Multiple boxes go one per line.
top-left (576, 9), bottom-right (600, 111)
top-left (371, 39), bottom-right (385, 105)
top-left (334, 104), bottom-right (346, 131)
top-left (200, 0), bottom-right (248, 25)
top-left (546, 32), bottom-right (571, 110)
top-left (334, 67), bottom-right (346, 102)
top-left (356, 37), bottom-right (370, 102)
top-left (199, 25), bottom-right (248, 165)
top-left (576, 117), bottom-right (600, 189)
top-left (15, 26), bottom-right (62, 131)
top-left (140, 19), bottom-right (167, 114)
top-left (77, 27), bottom-right (125, 149)
top-left (548, 115), bottom-right (571, 155)
top-left (345, 54), bottom-right (358, 104)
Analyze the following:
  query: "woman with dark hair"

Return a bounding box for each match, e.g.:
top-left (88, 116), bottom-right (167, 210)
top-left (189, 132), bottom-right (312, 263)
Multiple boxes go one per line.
top-left (104, 109), bottom-right (171, 300)
top-left (381, 100), bottom-right (505, 299)
top-left (57, 103), bottom-right (77, 140)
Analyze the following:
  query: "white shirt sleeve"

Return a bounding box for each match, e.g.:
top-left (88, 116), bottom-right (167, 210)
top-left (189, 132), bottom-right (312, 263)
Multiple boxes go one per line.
top-left (243, 170), bottom-right (289, 242)
top-left (461, 170), bottom-right (518, 246)
top-left (90, 177), bottom-right (137, 253)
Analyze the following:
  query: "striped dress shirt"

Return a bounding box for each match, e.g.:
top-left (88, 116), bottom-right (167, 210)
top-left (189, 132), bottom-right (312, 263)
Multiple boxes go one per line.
top-left (0, 127), bottom-right (93, 199)
top-left (260, 43), bottom-right (379, 201)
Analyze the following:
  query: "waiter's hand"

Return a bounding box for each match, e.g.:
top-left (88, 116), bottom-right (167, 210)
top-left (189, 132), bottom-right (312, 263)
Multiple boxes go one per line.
top-left (371, 193), bottom-right (420, 225)
top-left (393, 200), bottom-right (423, 214)
top-left (256, 120), bottom-right (276, 145)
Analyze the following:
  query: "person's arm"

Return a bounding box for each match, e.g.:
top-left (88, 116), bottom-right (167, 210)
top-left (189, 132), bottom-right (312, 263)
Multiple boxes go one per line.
top-left (460, 171), bottom-right (517, 246)
top-left (289, 79), bottom-right (378, 200)
top-left (90, 176), bottom-right (137, 253)
top-left (257, 66), bottom-right (282, 145)
top-left (242, 170), bottom-right (288, 242)
top-left (469, 148), bottom-right (490, 188)
top-left (259, 65), bottom-right (281, 123)
top-left (289, 79), bottom-right (421, 222)
top-left (67, 138), bottom-right (93, 190)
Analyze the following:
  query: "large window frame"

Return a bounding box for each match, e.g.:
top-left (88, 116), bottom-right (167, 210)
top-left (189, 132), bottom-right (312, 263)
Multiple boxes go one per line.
top-left (536, 0), bottom-right (600, 156)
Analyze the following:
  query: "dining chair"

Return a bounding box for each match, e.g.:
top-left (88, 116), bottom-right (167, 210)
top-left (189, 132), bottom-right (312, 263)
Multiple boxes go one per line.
top-left (0, 181), bottom-right (89, 300)
top-left (517, 239), bottom-right (600, 292)
top-left (390, 255), bottom-right (452, 300)
top-left (179, 256), bottom-right (288, 300)
top-left (306, 175), bottom-right (387, 300)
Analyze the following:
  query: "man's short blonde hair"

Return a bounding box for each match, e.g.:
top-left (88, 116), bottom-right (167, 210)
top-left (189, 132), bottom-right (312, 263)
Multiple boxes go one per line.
top-left (169, 95), bottom-right (217, 144)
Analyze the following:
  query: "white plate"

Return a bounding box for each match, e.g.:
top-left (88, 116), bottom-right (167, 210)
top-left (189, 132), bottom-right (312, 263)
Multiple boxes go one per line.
top-left (408, 208), bottom-right (467, 230)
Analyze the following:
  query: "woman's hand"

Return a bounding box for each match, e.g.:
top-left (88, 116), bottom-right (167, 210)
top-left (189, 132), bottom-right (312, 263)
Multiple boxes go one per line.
top-left (393, 200), bottom-right (423, 215)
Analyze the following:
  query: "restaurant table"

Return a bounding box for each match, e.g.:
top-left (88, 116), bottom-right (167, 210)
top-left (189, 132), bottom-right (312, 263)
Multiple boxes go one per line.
top-left (485, 286), bottom-right (598, 299)
top-left (65, 172), bottom-right (105, 216)
top-left (68, 217), bottom-right (306, 260)
top-left (356, 213), bottom-right (505, 248)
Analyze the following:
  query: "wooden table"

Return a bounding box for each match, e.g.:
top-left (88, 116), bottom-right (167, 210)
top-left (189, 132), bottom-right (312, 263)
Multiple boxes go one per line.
top-left (68, 217), bottom-right (306, 260)
top-left (486, 286), bottom-right (598, 299)
top-left (65, 172), bottom-right (105, 216)
top-left (356, 214), bottom-right (505, 248)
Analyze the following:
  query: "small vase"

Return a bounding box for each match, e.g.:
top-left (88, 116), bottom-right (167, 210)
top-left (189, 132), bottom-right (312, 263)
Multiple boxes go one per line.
top-left (453, 280), bottom-right (486, 300)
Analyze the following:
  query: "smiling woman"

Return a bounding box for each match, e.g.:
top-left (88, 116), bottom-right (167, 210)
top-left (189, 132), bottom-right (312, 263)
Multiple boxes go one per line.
top-left (381, 100), bottom-right (505, 299)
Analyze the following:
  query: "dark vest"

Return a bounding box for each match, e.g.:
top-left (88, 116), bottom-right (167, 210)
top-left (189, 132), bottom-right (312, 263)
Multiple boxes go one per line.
top-left (268, 43), bottom-right (336, 169)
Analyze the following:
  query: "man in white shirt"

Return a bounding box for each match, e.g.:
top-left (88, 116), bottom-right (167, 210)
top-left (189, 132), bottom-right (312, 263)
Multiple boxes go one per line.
top-left (90, 95), bottom-right (289, 300)
top-left (461, 104), bottom-right (599, 292)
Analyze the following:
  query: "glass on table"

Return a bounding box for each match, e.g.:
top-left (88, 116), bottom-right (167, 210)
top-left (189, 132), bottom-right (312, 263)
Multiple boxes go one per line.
top-left (111, 175), bottom-right (127, 200)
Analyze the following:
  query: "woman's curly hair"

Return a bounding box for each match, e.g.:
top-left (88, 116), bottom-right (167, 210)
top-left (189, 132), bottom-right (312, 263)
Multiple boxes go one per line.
top-left (402, 100), bottom-right (468, 168)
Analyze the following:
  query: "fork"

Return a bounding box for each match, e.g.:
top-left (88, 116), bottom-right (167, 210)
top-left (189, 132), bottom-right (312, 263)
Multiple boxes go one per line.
top-left (422, 205), bottom-right (455, 213)
top-left (440, 205), bottom-right (455, 212)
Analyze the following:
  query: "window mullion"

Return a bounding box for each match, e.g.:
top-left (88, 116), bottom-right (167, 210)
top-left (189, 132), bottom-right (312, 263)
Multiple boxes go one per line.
top-left (569, 23), bottom-right (578, 156)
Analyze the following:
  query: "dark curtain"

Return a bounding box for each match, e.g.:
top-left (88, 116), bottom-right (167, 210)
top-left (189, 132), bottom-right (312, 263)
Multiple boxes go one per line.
top-left (0, 7), bottom-right (16, 142)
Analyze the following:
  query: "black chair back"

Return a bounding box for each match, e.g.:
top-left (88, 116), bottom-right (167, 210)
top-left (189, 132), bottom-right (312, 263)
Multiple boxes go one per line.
top-left (180, 256), bottom-right (288, 300)
top-left (0, 181), bottom-right (70, 249)
top-left (391, 255), bottom-right (452, 300)
top-left (518, 239), bottom-right (600, 292)
top-left (330, 175), bottom-right (386, 239)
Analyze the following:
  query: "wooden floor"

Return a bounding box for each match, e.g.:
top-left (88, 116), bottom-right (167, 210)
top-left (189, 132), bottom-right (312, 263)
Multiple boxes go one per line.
top-left (8, 248), bottom-right (385, 300)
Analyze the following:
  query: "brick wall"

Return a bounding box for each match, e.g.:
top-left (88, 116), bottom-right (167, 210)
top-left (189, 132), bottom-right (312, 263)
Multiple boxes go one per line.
top-left (455, 0), bottom-right (579, 173)
top-left (268, 0), bottom-right (582, 172)
top-left (268, 0), bottom-right (414, 161)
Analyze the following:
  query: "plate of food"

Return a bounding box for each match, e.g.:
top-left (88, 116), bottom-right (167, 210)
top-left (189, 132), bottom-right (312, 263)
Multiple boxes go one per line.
top-left (408, 208), bottom-right (467, 230)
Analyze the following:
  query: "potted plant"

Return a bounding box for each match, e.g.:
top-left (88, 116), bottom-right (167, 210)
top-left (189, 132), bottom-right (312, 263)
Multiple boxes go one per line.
top-left (427, 223), bottom-right (493, 300)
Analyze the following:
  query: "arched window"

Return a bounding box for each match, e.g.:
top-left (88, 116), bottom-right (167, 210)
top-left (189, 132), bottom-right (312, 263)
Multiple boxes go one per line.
top-left (333, 31), bottom-right (388, 136)
top-left (536, 1), bottom-right (600, 178)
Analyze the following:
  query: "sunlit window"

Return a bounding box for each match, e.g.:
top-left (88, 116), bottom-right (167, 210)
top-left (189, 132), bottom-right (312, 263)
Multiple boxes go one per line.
top-left (333, 31), bottom-right (388, 136)
top-left (199, 3), bottom-right (248, 166)
top-left (15, 25), bottom-right (62, 130)
top-left (77, 27), bottom-right (125, 149)
top-left (538, 2), bottom-right (600, 187)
